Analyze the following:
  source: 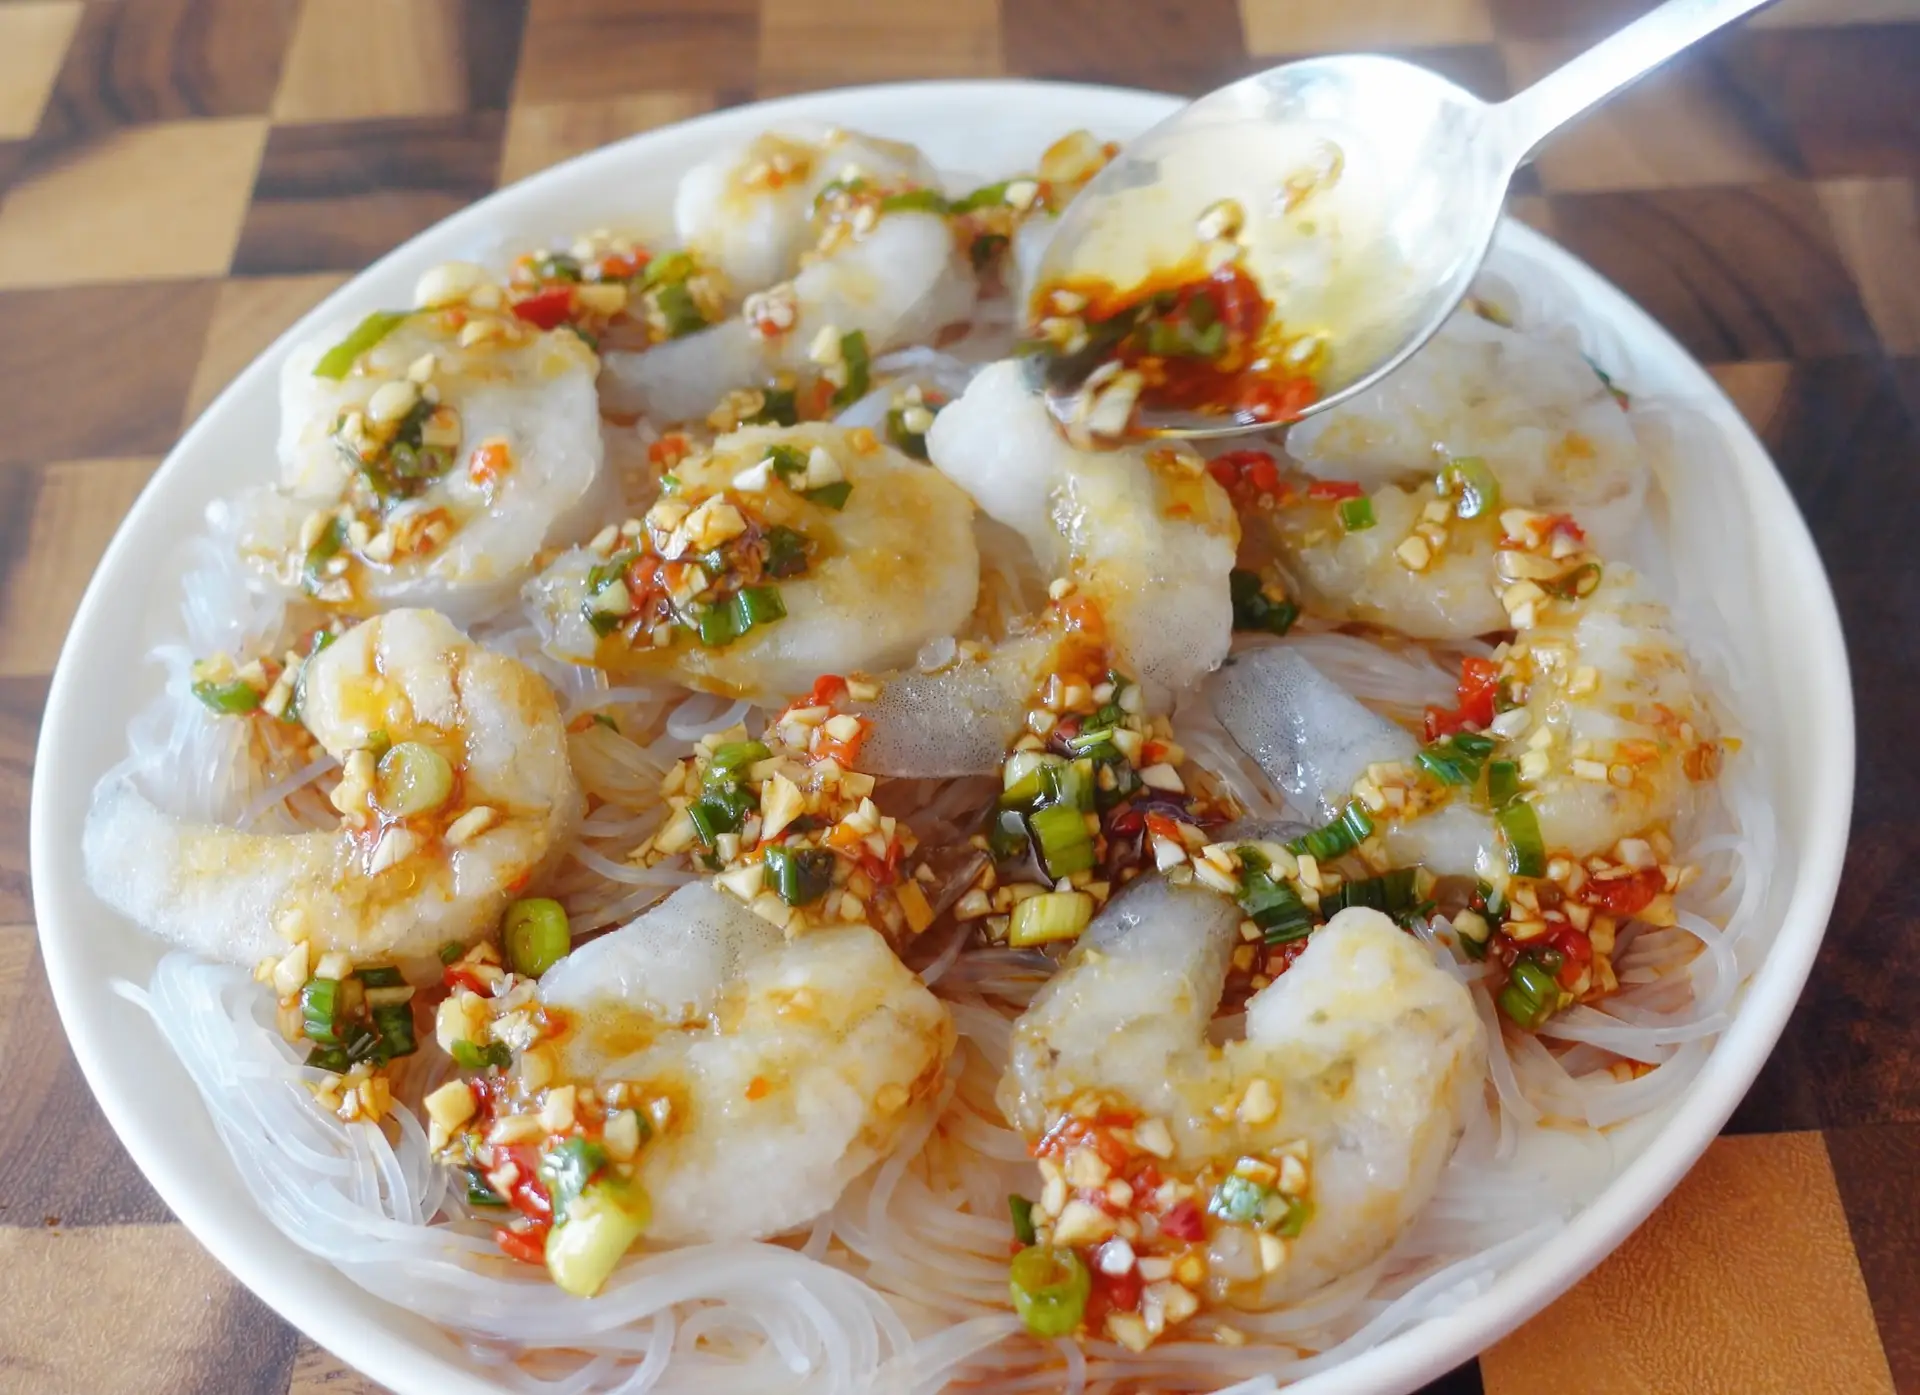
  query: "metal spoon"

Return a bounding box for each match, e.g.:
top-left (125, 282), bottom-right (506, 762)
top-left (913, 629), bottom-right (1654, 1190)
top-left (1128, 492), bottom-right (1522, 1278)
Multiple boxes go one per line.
top-left (1029, 0), bottom-right (1776, 440)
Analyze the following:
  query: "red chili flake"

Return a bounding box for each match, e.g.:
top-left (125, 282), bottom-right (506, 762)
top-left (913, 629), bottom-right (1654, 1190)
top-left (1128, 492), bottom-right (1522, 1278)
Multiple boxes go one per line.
top-left (511, 287), bottom-right (574, 330)
top-left (1239, 375), bottom-right (1319, 423)
top-left (1546, 925), bottom-right (1595, 989)
top-left (805, 674), bottom-right (850, 707)
top-left (1424, 657), bottom-right (1501, 740)
top-left (494, 1224), bottom-right (547, 1265)
top-left (1160, 1200), bottom-right (1206, 1241)
top-left (1585, 867), bottom-right (1665, 919)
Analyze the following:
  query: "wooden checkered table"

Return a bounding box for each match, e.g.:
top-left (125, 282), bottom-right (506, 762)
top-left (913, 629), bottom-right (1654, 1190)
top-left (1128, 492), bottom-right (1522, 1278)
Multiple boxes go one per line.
top-left (0, 1), bottom-right (1912, 1390)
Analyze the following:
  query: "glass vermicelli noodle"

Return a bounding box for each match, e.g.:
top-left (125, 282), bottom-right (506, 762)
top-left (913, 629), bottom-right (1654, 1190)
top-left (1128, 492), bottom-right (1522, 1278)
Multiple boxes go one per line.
top-left (81, 119), bottom-right (1778, 1394)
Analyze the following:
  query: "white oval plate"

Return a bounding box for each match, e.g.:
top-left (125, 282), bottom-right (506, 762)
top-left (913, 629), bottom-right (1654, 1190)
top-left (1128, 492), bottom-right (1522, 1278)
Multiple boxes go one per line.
top-left (32, 80), bottom-right (1852, 1394)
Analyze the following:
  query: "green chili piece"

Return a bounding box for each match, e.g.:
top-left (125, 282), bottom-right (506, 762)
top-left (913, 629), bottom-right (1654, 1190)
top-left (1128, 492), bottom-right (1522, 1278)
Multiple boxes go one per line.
top-left (313, 310), bottom-right (409, 380)
top-left (191, 677), bottom-right (262, 715)
top-left (1008, 1246), bottom-right (1091, 1339)
top-left (1009, 1194), bottom-right (1038, 1246)
top-left (503, 897), bottom-right (570, 978)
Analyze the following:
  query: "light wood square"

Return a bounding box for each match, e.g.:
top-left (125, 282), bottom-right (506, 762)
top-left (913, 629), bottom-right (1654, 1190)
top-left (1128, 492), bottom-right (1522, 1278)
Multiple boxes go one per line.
top-left (1509, 39), bottom-right (1797, 192)
top-left (501, 92), bottom-right (713, 187)
top-left (1708, 360), bottom-right (1795, 434)
top-left (273, 0), bottom-right (467, 123)
top-left (0, 119), bottom-right (267, 289)
top-left (1481, 1132), bottom-right (1896, 1395)
top-left (1820, 177), bottom-right (1920, 354)
top-left (0, 1226), bottom-right (275, 1395)
top-left (186, 273), bottom-right (347, 422)
top-left (0, 1), bottom-right (82, 139)
top-left (0, 459), bottom-right (159, 678)
top-left (757, 0), bottom-right (1000, 85)
top-left (1240, 0), bottom-right (1494, 54)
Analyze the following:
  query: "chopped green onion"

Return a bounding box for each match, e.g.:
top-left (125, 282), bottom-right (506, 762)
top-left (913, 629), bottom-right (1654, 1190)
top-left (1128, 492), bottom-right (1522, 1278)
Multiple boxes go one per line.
top-left (653, 281), bottom-right (709, 338)
top-left (1497, 799), bottom-right (1546, 878)
top-left (763, 525), bottom-right (811, 578)
top-left (544, 1178), bottom-right (651, 1298)
top-left (810, 177), bottom-right (868, 211)
top-left (639, 251), bottom-right (695, 288)
top-left (303, 514), bottom-right (346, 588)
top-left (1319, 867), bottom-right (1420, 917)
top-left (831, 330), bottom-right (870, 408)
top-left (1498, 955), bottom-right (1561, 1029)
top-left (1210, 1174), bottom-right (1314, 1234)
top-left (1008, 1245), bottom-right (1091, 1338)
top-left (885, 406), bottom-right (931, 459)
top-left (591, 712), bottom-right (619, 733)
top-left (731, 584), bottom-right (787, 632)
top-left (534, 251), bottom-right (583, 283)
top-left (695, 602), bottom-right (741, 648)
top-left (305, 1045), bottom-right (351, 1073)
top-left (708, 740), bottom-right (769, 775)
top-left (1009, 1194), bottom-right (1038, 1246)
top-left (465, 1167), bottom-right (507, 1207)
top-left (1337, 496), bottom-right (1376, 532)
top-left (999, 750), bottom-right (1058, 808)
top-left (746, 386), bottom-right (798, 426)
top-left (504, 898), bottom-right (570, 978)
top-left (762, 845), bottom-right (835, 906)
top-left (1416, 731), bottom-right (1498, 786)
top-left (1009, 891), bottom-right (1094, 947)
top-left (952, 181), bottom-right (1012, 213)
top-left (300, 978), bottom-right (342, 1045)
top-left (313, 310), bottom-right (408, 380)
top-left (1236, 847), bottom-right (1313, 941)
top-left (374, 741), bottom-right (455, 817)
top-left (879, 188), bottom-right (949, 215)
top-left (688, 786), bottom-right (754, 844)
top-left (1029, 803), bottom-right (1096, 879)
top-left (803, 480), bottom-right (852, 510)
top-left (354, 964), bottom-right (405, 989)
top-left (371, 1001), bottom-right (417, 1061)
top-left (987, 808), bottom-right (1031, 861)
top-left (191, 677), bottom-right (261, 715)
top-left (1288, 803), bottom-right (1374, 861)
top-left (451, 1039), bottom-right (513, 1071)
top-left (1485, 759), bottom-right (1521, 808)
top-left (1041, 758), bottom-right (1096, 814)
top-left (1229, 569), bottom-right (1300, 637)
top-left (1439, 455), bottom-right (1500, 519)
top-left (539, 1137), bottom-right (610, 1222)
top-left (1544, 561), bottom-right (1603, 600)
top-left (765, 444), bottom-right (810, 480)
top-left (438, 940), bottom-right (465, 965)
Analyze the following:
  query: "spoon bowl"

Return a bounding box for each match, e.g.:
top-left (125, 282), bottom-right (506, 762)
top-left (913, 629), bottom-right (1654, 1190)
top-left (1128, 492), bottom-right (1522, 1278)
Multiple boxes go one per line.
top-left (1028, 0), bottom-right (1776, 438)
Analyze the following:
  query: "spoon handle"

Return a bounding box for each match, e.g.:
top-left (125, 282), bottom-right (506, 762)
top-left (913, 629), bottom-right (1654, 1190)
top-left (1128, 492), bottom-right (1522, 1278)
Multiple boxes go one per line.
top-left (1492, 0), bottom-right (1776, 164)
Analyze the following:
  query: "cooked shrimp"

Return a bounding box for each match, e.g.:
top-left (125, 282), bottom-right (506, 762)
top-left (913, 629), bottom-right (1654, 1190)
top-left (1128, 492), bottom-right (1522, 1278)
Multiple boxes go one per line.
top-left (1250, 482), bottom-right (1510, 641)
top-left (534, 881), bottom-right (955, 1245)
top-left (1505, 564), bottom-right (1718, 858)
top-left (84, 609), bottom-right (580, 965)
top-left (603, 209), bottom-right (975, 425)
top-left (674, 125), bottom-right (942, 293)
top-left (525, 423), bottom-right (980, 703)
top-left (234, 264), bottom-right (610, 627)
top-left (851, 359), bottom-right (1237, 777)
top-left (1284, 303), bottom-right (1646, 549)
top-left (927, 359), bottom-right (1238, 703)
top-left (999, 878), bottom-right (1484, 1313)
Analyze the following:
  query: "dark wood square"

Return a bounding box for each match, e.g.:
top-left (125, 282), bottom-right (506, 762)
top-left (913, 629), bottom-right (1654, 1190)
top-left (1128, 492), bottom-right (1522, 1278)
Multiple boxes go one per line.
top-left (233, 113), bottom-right (506, 275)
top-left (517, 0), bottom-right (759, 102)
top-left (1001, 0), bottom-right (1254, 96)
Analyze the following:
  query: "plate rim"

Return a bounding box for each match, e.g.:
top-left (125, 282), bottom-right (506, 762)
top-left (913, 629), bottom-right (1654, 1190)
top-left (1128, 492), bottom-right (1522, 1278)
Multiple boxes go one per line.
top-left (29, 77), bottom-right (1855, 1395)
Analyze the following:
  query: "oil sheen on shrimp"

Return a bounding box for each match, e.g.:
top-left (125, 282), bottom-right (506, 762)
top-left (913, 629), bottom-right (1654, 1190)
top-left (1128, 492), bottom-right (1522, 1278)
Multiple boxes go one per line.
top-left (1284, 302), bottom-right (1647, 545)
top-left (234, 267), bottom-right (610, 627)
top-left (673, 125), bottom-right (942, 293)
top-left (525, 423), bottom-right (981, 704)
top-left (603, 210), bottom-right (975, 425)
top-left (84, 609), bottom-right (580, 965)
top-left (536, 881), bottom-right (956, 1245)
top-left (1000, 878), bottom-right (1485, 1306)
